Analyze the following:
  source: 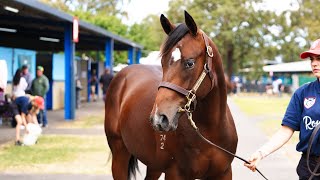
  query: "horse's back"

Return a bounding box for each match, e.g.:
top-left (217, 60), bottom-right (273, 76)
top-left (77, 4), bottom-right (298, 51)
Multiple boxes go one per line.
top-left (104, 64), bottom-right (162, 139)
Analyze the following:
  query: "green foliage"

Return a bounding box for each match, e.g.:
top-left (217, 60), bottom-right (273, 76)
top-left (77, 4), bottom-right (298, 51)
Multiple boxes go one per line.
top-left (40, 0), bottom-right (319, 76)
top-left (40, 0), bottom-right (129, 64)
top-left (128, 15), bottom-right (165, 56)
top-left (180, 0), bottom-right (278, 78)
top-left (40, 0), bottom-right (125, 16)
top-left (156, 0), bottom-right (317, 80)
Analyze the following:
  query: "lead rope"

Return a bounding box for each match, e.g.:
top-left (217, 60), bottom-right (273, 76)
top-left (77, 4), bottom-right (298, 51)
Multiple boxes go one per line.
top-left (307, 124), bottom-right (320, 180)
top-left (178, 104), bottom-right (268, 180)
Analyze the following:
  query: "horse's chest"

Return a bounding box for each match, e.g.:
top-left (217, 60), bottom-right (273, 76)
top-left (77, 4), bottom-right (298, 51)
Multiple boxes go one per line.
top-left (175, 148), bottom-right (229, 178)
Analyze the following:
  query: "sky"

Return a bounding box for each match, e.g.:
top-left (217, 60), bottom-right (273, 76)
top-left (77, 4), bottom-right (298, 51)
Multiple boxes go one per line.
top-left (120, 0), bottom-right (169, 25)
top-left (119, 0), bottom-right (298, 26)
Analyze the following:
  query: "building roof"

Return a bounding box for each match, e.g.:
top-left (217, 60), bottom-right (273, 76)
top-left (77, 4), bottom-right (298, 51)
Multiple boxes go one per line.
top-left (263, 60), bottom-right (312, 73)
top-left (0, 0), bottom-right (143, 51)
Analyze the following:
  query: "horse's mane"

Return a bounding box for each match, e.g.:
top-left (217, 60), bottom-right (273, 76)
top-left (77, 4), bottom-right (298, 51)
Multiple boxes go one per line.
top-left (160, 23), bottom-right (189, 58)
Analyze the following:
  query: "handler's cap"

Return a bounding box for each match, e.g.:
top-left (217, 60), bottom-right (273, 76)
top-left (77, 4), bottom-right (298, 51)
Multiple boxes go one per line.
top-left (37, 66), bottom-right (44, 72)
top-left (34, 96), bottom-right (44, 110)
top-left (300, 39), bottom-right (320, 59)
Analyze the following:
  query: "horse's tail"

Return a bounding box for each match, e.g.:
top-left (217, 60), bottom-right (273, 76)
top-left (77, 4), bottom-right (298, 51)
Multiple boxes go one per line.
top-left (128, 155), bottom-right (139, 180)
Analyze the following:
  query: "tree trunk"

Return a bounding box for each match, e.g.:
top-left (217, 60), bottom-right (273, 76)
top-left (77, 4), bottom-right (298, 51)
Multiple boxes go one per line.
top-left (226, 43), bottom-right (234, 78)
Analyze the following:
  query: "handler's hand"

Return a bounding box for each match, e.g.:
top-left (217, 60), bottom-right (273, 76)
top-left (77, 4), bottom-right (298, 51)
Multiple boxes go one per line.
top-left (244, 151), bottom-right (263, 172)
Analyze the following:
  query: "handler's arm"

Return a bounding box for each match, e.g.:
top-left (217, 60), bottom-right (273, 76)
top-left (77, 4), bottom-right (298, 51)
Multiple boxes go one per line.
top-left (244, 125), bottom-right (294, 171)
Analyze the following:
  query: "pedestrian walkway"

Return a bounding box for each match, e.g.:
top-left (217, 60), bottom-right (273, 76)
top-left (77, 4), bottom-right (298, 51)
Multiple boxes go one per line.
top-left (229, 97), bottom-right (299, 180)
top-left (0, 98), bottom-right (300, 179)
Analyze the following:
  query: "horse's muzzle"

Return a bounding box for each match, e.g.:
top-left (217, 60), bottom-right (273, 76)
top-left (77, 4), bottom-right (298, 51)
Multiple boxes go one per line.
top-left (150, 113), bottom-right (178, 132)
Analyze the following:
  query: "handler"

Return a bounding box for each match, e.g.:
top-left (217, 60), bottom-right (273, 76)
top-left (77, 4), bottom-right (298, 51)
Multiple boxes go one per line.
top-left (244, 39), bottom-right (320, 179)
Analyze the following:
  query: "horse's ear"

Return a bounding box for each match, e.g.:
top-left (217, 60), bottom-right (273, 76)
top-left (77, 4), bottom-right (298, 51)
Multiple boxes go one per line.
top-left (184, 10), bottom-right (198, 36)
top-left (160, 14), bottom-right (175, 35)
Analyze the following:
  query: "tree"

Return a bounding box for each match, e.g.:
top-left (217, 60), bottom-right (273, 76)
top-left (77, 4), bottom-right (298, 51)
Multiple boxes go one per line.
top-left (128, 15), bottom-right (166, 56)
top-left (163, 0), bottom-right (311, 80)
top-left (40, 0), bottom-right (126, 16)
top-left (259, 0), bottom-right (320, 63)
top-left (188, 0), bottom-right (281, 79)
top-left (40, 0), bottom-right (130, 65)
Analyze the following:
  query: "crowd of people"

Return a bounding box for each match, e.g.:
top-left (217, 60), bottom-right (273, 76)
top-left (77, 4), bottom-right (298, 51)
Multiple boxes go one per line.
top-left (229, 77), bottom-right (287, 97)
top-left (0, 64), bottom-right (49, 146)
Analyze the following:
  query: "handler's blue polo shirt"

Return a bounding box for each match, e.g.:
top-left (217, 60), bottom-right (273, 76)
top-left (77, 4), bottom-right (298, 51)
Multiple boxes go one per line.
top-left (282, 79), bottom-right (320, 156)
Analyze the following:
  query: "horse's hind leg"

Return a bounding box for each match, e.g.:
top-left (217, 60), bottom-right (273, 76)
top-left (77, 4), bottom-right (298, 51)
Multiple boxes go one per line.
top-left (109, 138), bottom-right (131, 180)
top-left (145, 168), bottom-right (162, 180)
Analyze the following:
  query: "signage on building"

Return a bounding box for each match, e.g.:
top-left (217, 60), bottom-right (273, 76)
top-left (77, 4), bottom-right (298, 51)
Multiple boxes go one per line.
top-left (73, 17), bottom-right (79, 43)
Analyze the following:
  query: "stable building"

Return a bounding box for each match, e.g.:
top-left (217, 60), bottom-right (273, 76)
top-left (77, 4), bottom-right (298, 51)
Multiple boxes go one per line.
top-left (0, 0), bottom-right (143, 119)
top-left (263, 60), bottom-right (315, 92)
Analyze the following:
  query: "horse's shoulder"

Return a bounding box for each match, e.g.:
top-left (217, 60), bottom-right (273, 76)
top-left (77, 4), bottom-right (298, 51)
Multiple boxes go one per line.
top-left (116, 64), bottom-right (162, 82)
top-left (123, 64), bottom-right (162, 74)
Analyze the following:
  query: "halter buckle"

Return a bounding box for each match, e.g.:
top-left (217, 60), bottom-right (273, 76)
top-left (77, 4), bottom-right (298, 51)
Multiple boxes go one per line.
top-left (206, 46), bottom-right (213, 57)
top-left (186, 90), bottom-right (196, 102)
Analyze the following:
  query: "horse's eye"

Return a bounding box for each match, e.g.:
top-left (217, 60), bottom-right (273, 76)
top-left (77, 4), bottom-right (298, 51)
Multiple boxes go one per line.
top-left (184, 59), bottom-right (195, 69)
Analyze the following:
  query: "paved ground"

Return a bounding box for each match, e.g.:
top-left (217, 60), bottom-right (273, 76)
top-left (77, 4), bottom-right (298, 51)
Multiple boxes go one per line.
top-left (0, 97), bottom-right (300, 179)
top-left (229, 98), bottom-right (299, 180)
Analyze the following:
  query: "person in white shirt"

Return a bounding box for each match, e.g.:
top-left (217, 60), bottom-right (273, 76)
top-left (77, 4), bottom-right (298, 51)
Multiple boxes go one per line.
top-left (12, 69), bottom-right (29, 146)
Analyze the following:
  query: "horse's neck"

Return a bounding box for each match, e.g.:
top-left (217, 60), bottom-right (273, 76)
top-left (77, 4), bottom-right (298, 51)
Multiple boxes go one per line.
top-left (195, 73), bottom-right (227, 128)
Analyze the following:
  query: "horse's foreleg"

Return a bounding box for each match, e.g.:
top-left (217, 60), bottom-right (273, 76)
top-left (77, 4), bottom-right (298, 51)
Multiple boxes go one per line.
top-left (109, 139), bottom-right (131, 180)
top-left (164, 165), bottom-right (192, 180)
top-left (145, 168), bottom-right (162, 180)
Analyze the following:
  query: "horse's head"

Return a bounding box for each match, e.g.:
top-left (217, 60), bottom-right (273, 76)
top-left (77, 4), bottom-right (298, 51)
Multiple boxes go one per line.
top-left (150, 11), bottom-right (220, 132)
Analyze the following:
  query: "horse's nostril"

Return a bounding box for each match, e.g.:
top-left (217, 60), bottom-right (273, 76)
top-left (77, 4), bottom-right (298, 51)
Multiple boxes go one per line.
top-left (159, 114), bottom-right (169, 127)
top-left (157, 124), bottom-right (163, 131)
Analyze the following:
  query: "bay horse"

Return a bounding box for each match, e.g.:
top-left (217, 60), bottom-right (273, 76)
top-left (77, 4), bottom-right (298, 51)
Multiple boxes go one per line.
top-left (104, 11), bottom-right (238, 179)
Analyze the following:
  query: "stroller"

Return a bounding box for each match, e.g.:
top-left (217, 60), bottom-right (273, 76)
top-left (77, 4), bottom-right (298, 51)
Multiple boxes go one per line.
top-left (0, 89), bottom-right (16, 127)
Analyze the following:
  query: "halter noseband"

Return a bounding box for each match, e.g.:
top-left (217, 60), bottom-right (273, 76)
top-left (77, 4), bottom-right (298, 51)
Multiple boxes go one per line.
top-left (158, 32), bottom-right (217, 112)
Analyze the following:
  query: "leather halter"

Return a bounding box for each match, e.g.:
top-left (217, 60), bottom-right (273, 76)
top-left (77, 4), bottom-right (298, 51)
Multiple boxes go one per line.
top-left (158, 32), bottom-right (217, 111)
top-left (306, 124), bottom-right (320, 179)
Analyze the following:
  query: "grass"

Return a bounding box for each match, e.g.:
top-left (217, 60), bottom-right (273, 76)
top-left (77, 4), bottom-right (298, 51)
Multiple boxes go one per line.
top-left (232, 94), bottom-right (299, 142)
top-left (0, 135), bottom-right (111, 174)
top-left (57, 114), bottom-right (105, 129)
top-left (232, 95), bottom-right (290, 117)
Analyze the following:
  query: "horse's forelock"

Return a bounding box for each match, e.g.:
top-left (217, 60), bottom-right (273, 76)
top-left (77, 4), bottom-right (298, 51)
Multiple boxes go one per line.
top-left (160, 23), bottom-right (189, 58)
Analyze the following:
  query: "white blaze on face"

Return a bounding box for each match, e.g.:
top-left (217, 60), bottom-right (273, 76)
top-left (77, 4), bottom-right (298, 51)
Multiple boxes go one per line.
top-left (172, 48), bottom-right (181, 62)
top-left (154, 106), bottom-right (161, 124)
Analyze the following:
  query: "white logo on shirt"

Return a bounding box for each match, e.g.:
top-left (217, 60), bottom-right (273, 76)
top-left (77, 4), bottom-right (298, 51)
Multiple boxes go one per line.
top-left (303, 116), bottom-right (320, 130)
top-left (304, 97), bottom-right (316, 109)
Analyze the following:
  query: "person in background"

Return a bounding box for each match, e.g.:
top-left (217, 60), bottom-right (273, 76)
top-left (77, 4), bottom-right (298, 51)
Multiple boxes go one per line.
top-left (21, 65), bottom-right (33, 94)
top-left (99, 68), bottom-right (113, 101)
top-left (11, 95), bottom-right (44, 146)
top-left (12, 69), bottom-right (29, 145)
top-left (244, 39), bottom-right (320, 179)
top-left (31, 66), bottom-right (49, 128)
top-left (0, 60), bottom-right (8, 92)
top-left (89, 70), bottom-right (98, 102)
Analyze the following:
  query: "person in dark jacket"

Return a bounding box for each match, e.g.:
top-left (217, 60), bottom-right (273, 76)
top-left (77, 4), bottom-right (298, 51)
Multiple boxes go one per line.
top-left (99, 68), bottom-right (113, 101)
top-left (31, 66), bottom-right (49, 127)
